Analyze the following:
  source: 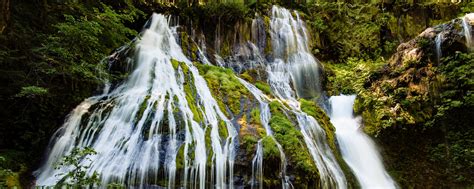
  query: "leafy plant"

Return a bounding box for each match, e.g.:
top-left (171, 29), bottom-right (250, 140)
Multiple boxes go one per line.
top-left (15, 86), bottom-right (48, 98)
top-left (0, 156), bottom-right (13, 188)
top-left (35, 3), bottom-right (138, 84)
top-left (54, 147), bottom-right (100, 187)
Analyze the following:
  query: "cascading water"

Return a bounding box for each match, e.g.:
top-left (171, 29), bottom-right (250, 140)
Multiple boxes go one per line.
top-left (329, 95), bottom-right (397, 189)
top-left (265, 6), bottom-right (347, 189)
top-left (435, 32), bottom-right (443, 62)
top-left (34, 5), bottom-right (400, 189)
top-left (269, 6), bottom-right (322, 100)
top-left (434, 13), bottom-right (474, 63)
top-left (462, 13), bottom-right (474, 50)
top-left (251, 140), bottom-right (263, 189)
top-left (238, 78), bottom-right (292, 189)
top-left (35, 13), bottom-right (238, 188)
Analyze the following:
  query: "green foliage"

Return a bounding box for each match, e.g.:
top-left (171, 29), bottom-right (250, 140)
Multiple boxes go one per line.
top-left (178, 1), bottom-right (250, 28)
top-left (267, 101), bottom-right (318, 185)
top-left (351, 46), bottom-right (473, 186)
top-left (0, 1), bottom-right (141, 186)
top-left (196, 63), bottom-right (251, 116)
top-left (432, 52), bottom-right (474, 123)
top-left (261, 136), bottom-right (279, 159)
top-left (429, 129), bottom-right (474, 183)
top-left (459, 2), bottom-right (474, 16)
top-left (36, 3), bottom-right (138, 84)
top-left (241, 134), bottom-right (259, 153)
top-left (325, 58), bottom-right (385, 96)
top-left (0, 150), bottom-right (28, 188)
top-left (255, 81), bottom-right (272, 96)
top-left (303, 1), bottom-right (466, 61)
top-left (305, 2), bottom-right (394, 60)
top-left (15, 86), bottom-right (48, 98)
top-left (299, 99), bottom-right (337, 151)
top-left (250, 107), bottom-right (261, 125)
top-left (201, 2), bottom-right (249, 21)
top-left (54, 147), bottom-right (100, 187)
top-left (0, 156), bottom-right (14, 188)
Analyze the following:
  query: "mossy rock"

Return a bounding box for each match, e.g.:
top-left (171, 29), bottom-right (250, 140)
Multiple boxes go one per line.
top-left (298, 99), bottom-right (358, 186)
top-left (299, 99), bottom-right (336, 151)
top-left (195, 63), bottom-right (252, 117)
top-left (267, 101), bottom-right (319, 187)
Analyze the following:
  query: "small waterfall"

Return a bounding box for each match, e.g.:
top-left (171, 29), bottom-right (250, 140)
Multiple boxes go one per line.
top-left (239, 78), bottom-right (292, 189)
top-left (270, 6), bottom-right (322, 99)
top-left (265, 6), bottom-right (347, 188)
top-left (462, 13), bottom-right (474, 50)
top-left (251, 140), bottom-right (263, 189)
top-left (35, 13), bottom-right (238, 188)
top-left (329, 95), bottom-right (397, 189)
top-left (435, 32), bottom-right (443, 62)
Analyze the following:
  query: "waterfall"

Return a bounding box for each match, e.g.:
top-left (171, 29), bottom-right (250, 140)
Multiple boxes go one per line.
top-left (265, 6), bottom-right (347, 188)
top-left (35, 5), bottom-right (398, 188)
top-left (270, 6), bottom-right (322, 99)
top-left (435, 32), bottom-right (443, 62)
top-left (35, 13), bottom-right (238, 188)
top-left (329, 95), bottom-right (397, 189)
top-left (239, 78), bottom-right (292, 189)
top-left (251, 140), bottom-right (263, 189)
top-left (462, 13), bottom-right (474, 50)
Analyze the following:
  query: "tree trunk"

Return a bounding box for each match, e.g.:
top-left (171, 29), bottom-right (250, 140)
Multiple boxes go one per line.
top-left (0, 0), bottom-right (9, 34)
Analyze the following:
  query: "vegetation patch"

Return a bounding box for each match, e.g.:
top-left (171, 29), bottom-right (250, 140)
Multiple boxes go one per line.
top-left (299, 99), bottom-right (336, 151)
top-left (196, 63), bottom-right (251, 117)
top-left (267, 101), bottom-right (318, 187)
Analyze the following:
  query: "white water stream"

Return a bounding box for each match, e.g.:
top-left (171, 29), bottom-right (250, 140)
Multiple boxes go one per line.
top-left (238, 78), bottom-right (292, 189)
top-left (329, 95), bottom-right (397, 189)
top-left (462, 13), bottom-right (474, 50)
top-left (435, 32), bottom-right (443, 62)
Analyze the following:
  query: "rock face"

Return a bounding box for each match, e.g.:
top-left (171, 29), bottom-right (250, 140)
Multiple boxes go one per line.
top-left (354, 14), bottom-right (474, 188)
top-left (355, 14), bottom-right (473, 135)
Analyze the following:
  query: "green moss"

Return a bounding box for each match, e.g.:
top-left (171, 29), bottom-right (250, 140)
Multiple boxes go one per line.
top-left (261, 136), bottom-right (279, 159)
top-left (255, 81), bottom-right (272, 96)
top-left (204, 127), bottom-right (212, 165)
top-left (239, 72), bottom-right (254, 82)
top-left (324, 58), bottom-right (385, 96)
top-left (218, 119), bottom-right (229, 139)
top-left (183, 69), bottom-right (203, 123)
top-left (181, 62), bottom-right (190, 74)
top-left (196, 64), bottom-right (251, 116)
top-left (267, 101), bottom-right (318, 182)
top-left (175, 144), bottom-right (185, 170)
top-left (135, 95), bottom-right (151, 122)
top-left (241, 134), bottom-right (259, 154)
top-left (262, 15), bottom-right (273, 55)
top-left (250, 107), bottom-right (261, 125)
top-left (171, 59), bottom-right (180, 70)
top-left (299, 99), bottom-right (337, 151)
